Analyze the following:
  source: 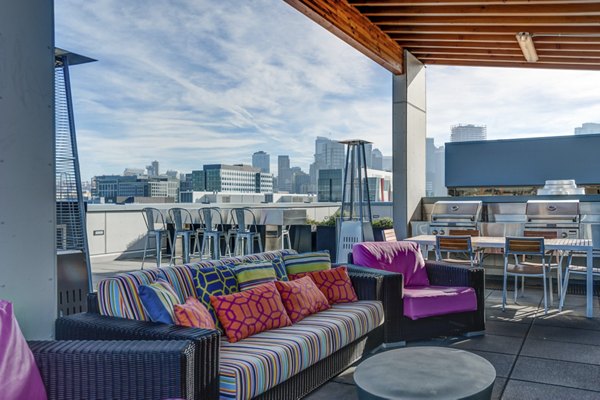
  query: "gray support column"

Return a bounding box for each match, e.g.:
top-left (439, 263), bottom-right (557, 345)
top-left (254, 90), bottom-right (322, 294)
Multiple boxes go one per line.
top-left (0, 1), bottom-right (56, 339)
top-left (392, 51), bottom-right (426, 239)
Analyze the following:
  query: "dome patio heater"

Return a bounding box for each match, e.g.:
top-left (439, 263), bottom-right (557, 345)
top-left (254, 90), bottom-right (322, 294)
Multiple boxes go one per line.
top-left (336, 139), bottom-right (374, 263)
top-left (54, 48), bottom-right (95, 316)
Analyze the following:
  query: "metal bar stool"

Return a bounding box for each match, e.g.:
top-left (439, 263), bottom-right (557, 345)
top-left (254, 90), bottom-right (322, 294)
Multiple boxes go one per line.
top-left (280, 225), bottom-right (292, 250)
top-left (231, 207), bottom-right (263, 256)
top-left (168, 208), bottom-right (195, 265)
top-left (141, 207), bottom-right (172, 269)
top-left (197, 207), bottom-right (230, 260)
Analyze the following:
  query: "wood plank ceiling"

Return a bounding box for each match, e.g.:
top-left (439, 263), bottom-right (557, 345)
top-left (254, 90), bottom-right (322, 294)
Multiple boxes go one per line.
top-left (285, 0), bottom-right (600, 74)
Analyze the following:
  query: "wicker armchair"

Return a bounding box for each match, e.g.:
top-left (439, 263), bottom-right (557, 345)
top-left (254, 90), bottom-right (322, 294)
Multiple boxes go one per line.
top-left (348, 255), bottom-right (486, 343)
top-left (29, 340), bottom-right (196, 400)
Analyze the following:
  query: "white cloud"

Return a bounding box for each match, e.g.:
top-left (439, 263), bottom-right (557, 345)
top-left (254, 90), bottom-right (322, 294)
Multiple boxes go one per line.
top-left (55, 0), bottom-right (600, 181)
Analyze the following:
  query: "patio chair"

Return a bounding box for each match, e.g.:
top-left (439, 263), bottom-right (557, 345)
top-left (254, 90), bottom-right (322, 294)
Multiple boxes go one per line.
top-left (502, 237), bottom-right (553, 314)
top-left (141, 207), bottom-right (172, 269)
top-left (522, 230), bottom-right (563, 302)
top-left (435, 235), bottom-right (479, 268)
top-left (230, 207), bottom-right (263, 256)
top-left (168, 208), bottom-right (196, 265)
top-left (197, 207), bottom-right (231, 259)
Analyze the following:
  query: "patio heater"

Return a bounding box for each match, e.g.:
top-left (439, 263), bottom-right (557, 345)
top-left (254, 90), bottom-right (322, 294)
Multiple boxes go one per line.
top-left (336, 139), bottom-right (374, 263)
top-left (54, 48), bottom-right (96, 316)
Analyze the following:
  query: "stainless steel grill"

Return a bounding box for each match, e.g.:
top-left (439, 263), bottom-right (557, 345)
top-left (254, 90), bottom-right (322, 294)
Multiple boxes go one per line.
top-left (525, 199), bottom-right (580, 239)
top-left (429, 200), bottom-right (483, 235)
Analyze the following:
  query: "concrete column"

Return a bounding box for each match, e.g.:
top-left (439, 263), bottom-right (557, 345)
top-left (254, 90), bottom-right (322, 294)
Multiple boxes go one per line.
top-left (0, 1), bottom-right (56, 339)
top-left (392, 51), bottom-right (426, 239)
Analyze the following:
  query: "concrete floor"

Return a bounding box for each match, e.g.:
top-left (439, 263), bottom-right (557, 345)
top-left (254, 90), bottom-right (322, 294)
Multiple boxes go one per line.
top-left (90, 256), bottom-right (600, 400)
top-left (305, 288), bottom-right (600, 400)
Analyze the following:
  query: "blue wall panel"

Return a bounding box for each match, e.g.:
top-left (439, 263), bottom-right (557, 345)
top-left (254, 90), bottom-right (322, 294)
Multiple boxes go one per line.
top-left (445, 134), bottom-right (600, 187)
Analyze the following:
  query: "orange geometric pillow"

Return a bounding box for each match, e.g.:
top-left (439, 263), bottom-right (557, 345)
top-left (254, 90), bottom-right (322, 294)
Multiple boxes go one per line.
top-left (305, 266), bottom-right (358, 305)
top-left (275, 276), bottom-right (330, 323)
top-left (174, 297), bottom-right (216, 330)
top-left (210, 282), bottom-right (292, 343)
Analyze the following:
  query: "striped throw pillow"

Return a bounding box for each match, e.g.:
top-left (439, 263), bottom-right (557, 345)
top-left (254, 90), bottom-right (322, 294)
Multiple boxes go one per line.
top-left (174, 297), bottom-right (216, 330)
top-left (283, 251), bottom-right (331, 276)
top-left (234, 262), bottom-right (277, 291)
top-left (138, 279), bottom-right (181, 324)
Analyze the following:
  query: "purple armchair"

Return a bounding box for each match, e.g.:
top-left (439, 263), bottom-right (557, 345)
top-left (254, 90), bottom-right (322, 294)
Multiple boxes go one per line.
top-left (350, 241), bottom-right (486, 343)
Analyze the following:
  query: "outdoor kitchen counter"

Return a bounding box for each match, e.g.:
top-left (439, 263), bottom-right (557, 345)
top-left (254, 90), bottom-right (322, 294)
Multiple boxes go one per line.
top-left (405, 235), bottom-right (595, 318)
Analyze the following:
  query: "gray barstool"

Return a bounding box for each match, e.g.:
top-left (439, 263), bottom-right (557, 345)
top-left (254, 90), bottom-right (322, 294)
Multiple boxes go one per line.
top-left (141, 207), bottom-right (172, 269)
top-left (231, 207), bottom-right (263, 256)
top-left (168, 208), bottom-right (195, 265)
top-left (281, 225), bottom-right (292, 250)
top-left (197, 207), bottom-right (231, 260)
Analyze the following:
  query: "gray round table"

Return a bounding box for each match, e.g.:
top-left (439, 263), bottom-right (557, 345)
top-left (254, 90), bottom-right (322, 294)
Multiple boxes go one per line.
top-left (354, 347), bottom-right (496, 400)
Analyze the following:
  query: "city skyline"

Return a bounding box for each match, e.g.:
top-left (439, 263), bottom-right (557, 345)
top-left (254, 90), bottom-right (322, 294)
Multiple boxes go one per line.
top-left (55, 0), bottom-right (600, 181)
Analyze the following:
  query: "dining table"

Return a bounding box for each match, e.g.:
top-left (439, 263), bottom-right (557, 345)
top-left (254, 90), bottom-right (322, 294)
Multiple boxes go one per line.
top-left (405, 235), bottom-right (595, 318)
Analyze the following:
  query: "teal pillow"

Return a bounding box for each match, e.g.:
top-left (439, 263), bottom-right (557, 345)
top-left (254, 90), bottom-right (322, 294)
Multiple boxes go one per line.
top-left (234, 261), bottom-right (277, 291)
top-left (138, 279), bottom-right (181, 324)
top-left (283, 251), bottom-right (331, 276)
top-left (192, 265), bottom-right (238, 326)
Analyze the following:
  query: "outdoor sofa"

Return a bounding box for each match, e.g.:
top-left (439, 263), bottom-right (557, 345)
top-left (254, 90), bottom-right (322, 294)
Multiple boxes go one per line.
top-left (54, 249), bottom-right (402, 400)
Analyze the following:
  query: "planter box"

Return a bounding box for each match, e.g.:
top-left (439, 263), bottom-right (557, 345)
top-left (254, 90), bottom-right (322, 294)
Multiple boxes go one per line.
top-left (315, 226), bottom-right (336, 261)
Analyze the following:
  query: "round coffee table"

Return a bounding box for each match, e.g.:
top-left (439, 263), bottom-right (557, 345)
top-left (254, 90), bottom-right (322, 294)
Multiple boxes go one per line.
top-left (354, 347), bottom-right (496, 400)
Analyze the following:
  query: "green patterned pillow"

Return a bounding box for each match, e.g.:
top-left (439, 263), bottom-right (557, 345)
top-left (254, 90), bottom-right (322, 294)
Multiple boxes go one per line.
top-left (272, 258), bottom-right (289, 281)
top-left (282, 251), bottom-right (331, 276)
top-left (192, 265), bottom-right (238, 328)
top-left (233, 261), bottom-right (277, 291)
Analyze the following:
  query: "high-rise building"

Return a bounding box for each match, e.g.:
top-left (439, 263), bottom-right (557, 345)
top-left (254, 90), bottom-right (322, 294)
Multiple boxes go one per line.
top-left (450, 124), bottom-right (487, 142)
top-left (426, 138), bottom-right (447, 197)
top-left (310, 137), bottom-right (345, 191)
top-left (364, 143), bottom-right (373, 168)
top-left (123, 168), bottom-right (144, 177)
top-left (92, 174), bottom-right (179, 202)
top-left (317, 169), bottom-right (343, 202)
top-left (574, 122), bottom-right (600, 135)
top-left (371, 148), bottom-right (383, 170)
top-left (146, 160), bottom-right (159, 176)
top-left (252, 150), bottom-right (270, 173)
top-left (278, 155), bottom-right (292, 192)
top-left (382, 156), bottom-right (393, 172)
top-left (203, 164), bottom-right (273, 193)
top-left (191, 170), bottom-right (205, 191)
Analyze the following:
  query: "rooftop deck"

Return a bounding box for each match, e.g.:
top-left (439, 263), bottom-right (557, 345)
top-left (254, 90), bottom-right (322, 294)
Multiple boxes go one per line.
top-left (92, 255), bottom-right (600, 399)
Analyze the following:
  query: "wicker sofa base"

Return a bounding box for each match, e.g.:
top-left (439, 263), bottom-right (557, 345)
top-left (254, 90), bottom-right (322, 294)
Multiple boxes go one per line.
top-left (256, 335), bottom-right (368, 400)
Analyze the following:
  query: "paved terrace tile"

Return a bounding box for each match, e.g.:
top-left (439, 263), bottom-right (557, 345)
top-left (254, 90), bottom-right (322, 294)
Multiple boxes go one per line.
top-left (304, 288), bottom-right (600, 400)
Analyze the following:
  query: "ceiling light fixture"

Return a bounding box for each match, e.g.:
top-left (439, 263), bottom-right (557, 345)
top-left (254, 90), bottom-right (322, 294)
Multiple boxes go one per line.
top-left (516, 32), bottom-right (538, 63)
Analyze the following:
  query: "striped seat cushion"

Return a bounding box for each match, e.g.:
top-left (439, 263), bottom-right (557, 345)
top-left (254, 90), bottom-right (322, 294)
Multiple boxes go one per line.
top-left (97, 269), bottom-right (161, 320)
top-left (219, 300), bottom-right (384, 400)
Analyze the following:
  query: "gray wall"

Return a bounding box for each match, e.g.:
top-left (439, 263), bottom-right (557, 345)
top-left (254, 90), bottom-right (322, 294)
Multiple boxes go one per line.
top-left (446, 134), bottom-right (600, 187)
top-left (393, 51), bottom-right (426, 239)
top-left (0, 1), bottom-right (56, 339)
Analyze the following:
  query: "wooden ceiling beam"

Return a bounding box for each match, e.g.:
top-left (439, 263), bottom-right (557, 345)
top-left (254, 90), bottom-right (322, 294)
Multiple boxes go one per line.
top-left (370, 15), bottom-right (600, 25)
top-left (421, 59), bottom-right (600, 70)
top-left (389, 33), bottom-right (600, 44)
top-left (283, 0), bottom-right (404, 74)
top-left (378, 24), bottom-right (600, 34)
top-left (357, 4), bottom-right (600, 17)
top-left (396, 40), bottom-right (600, 51)
top-left (410, 48), bottom-right (524, 55)
top-left (348, 0), bottom-right (600, 6)
top-left (418, 53), bottom-right (600, 63)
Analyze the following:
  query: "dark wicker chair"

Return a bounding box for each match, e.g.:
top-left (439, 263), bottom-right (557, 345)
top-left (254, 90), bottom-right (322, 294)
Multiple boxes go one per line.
top-left (55, 267), bottom-right (401, 400)
top-left (348, 255), bottom-right (486, 343)
top-left (28, 340), bottom-right (196, 400)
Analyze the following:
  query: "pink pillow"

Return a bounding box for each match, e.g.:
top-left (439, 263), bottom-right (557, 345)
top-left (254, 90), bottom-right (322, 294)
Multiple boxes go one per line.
top-left (303, 267), bottom-right (358, 304)
top-left (275, 276), bottom-right (330, 323)
top-left (0, 300), bottom-right (47, 400)
top-left (352, 241), bottom-right (429, 287)
top-left (174, 297), bottom-right (216, 330)
top-left (210, 282), bottom-right (292, 343)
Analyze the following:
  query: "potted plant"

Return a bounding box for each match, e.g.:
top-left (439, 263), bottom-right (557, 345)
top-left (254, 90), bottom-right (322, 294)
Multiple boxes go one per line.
top-left (372, 217), bottom-right (394, 241)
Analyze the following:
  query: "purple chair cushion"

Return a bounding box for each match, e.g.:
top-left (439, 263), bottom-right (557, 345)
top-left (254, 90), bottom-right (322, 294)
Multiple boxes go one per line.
top-left (0, 300), bottom-right (47, 400)
top-left (352, 241), bottom-right (429, 287)
top-left (403, 286), bottom-right (477, 320)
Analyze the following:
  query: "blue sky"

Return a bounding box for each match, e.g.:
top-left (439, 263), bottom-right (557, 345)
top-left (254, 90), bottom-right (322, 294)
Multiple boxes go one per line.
top-left (55, 0), bottom-right (600, 181)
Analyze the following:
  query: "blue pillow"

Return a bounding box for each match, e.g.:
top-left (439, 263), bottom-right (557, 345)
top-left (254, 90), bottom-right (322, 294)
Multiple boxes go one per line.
top-left (138, 279), bottom-right (181, 324)
top-left (192, 265), bottom-right (238, 326)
